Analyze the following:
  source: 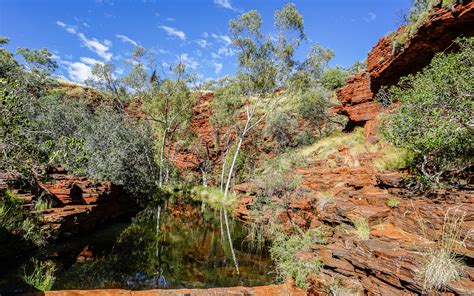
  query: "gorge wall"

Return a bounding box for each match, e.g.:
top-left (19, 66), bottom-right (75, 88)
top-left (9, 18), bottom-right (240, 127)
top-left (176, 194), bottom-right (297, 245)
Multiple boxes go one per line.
top-left (336, 2), bottom-right (474, 134)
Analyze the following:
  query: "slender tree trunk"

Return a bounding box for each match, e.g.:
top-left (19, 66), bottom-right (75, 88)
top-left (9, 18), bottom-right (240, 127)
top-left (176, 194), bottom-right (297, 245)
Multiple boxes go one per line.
top-left (165, 139), bottom-right (172, 184)
top-left (201, 169), bottom-right (207, 213)
top-left (155, 205), bottom-right (162, 260)
top-left (224, 208), bottom-right (239, 274)
top-left (223, 131), bottom-right (245, 199)
top-left (219, 208), bottom-right (227, 264)
top-left (159, 130), bottom-right (168, 187)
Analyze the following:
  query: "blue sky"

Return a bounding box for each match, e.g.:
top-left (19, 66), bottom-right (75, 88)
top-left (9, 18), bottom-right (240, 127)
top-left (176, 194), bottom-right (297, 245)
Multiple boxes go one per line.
top-left (0, 0), bottom-right (412, 84)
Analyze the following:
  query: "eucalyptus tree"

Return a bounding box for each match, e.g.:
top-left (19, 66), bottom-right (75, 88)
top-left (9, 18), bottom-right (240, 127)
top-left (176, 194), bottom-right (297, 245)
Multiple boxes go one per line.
top-left (210, 3), bottom-right (308, 276)
top-left (124, 47), bottom-right (197, 186)
top-left (219, 3), bottom-right (306, 200)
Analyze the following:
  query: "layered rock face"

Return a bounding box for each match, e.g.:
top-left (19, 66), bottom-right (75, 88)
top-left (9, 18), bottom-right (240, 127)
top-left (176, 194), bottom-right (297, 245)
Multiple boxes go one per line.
top-left (235, 143), bottom-right (473, 295)
top-left (336, 2), bottom-right (474, 130)
top-left (38, 167), bottom-right (136, 238)
top-left (8, 167), bottom-right (136, 240)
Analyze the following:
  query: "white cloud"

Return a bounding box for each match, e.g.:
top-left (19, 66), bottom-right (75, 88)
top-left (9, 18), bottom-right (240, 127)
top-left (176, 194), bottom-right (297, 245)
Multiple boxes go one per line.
top-left (79, 57), bottom-right (103, 66)
top-left (56, 21), bottom-right (76, 34)
top-left (77, 32), bottom-right (113, 61)
top-left (177, 53), bottom-right (199, 69)
top-left (363, 12), bottom-right (376, 23)
top-left (64, 61), bottom-right (93, 82)
top-left (166, 17), bottom-right (175, 22)
top-left (211, 52), bottom-right (221, 59)
top-left (202, 32), bottom-right (209, 38)
top-left (214, 0), bottom-right (235, 11)
top-left (157, 48), bottom-right (170, 54)
top-left (57, 21), bottom-right (113, 61)
top-left (195, 39), bottom-right (208, 48)
top-left (60, 57), bottom-right (103, 83)
top-left (213, 62), bottom-right (223, 74)
top-left (217, 46), bottom-right (235, 56)
top-left (220, 35), bottom-right (232, 45)
top-left (116, 34), bottom-right (138, 46)
top-left (83, 22), bottom-right (90, 28)
top-left (159, 25), bottom-right (186, 40)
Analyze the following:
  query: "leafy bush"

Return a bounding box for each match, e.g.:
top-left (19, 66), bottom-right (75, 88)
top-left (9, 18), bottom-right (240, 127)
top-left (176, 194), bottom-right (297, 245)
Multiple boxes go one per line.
top-left (379, 38), bottom-right (473, 185)
top-left (373, 145), bottom-right (414, 171)
top-left (320, 67), bottom-right (349, 90)
top-left (270, 228), bottom-right (325, 288)
top-left (296, 87), bottom-right (333, 134)
top-left (295, 130), bottom-right (317, 146)
top-left (265, 111), bottom-right (298, 150)
top-left (23, 259), bottom-right (56, 291)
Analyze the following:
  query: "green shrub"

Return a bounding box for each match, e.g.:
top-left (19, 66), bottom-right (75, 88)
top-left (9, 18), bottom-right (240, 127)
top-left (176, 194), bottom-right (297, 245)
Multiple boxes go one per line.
top-left (295, 130), bottom-right (317, 146)
top-left (296, 87), bottom-right (332, 134)
top-left (23, 259), bottom-right (57, 291)
top-left (320, 67), bottom-right (349, 90)
top-left (270, 228), bottom-right (325, 288)
top-left (373, 145), bottom-right (414, 171)
top-left (265, 111), bottom-right (298, 150)
top-left (379, 38), bottom-right (474, 185)
top-left (387, 197), bottom-right (400, 208)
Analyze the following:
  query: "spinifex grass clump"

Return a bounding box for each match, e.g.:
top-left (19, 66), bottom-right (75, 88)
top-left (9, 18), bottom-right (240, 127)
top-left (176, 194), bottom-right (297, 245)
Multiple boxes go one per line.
top-left (420, 209), bottom-right (467, 292)
top-left (352, 218), bottom-right (371, 241)
top-left (23, 259), bottom-right (57, 291)
top-left (387, 197), bottom-right (400, 208)
top-left (0, 190), bottom-right (46, 247)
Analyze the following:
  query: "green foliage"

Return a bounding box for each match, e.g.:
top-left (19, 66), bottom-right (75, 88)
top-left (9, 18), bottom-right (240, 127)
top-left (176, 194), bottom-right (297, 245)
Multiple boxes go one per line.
top-left (320, 67), bottom-right (349, 90)
top-left (16, 47), bottom-right (57, 74)
top-left (0, 190), bottom-right (47, 246)
top-left (210, 79), bottom-right (242, 128)
top-left (1, 42), bottom-right (160, 201)
top-left (270, 228), bottom-right (325, 288)
top-left (26, 93), bottom-right (159, 201)
top-left (387, 197), bottom-right (400, 208)
top-left (265, 111), bottom-right (298, 150)
top-left (1, 43), bottom-right (57, 177)
top-left (254, 151), bottom-right (305, 198)
top-left (295, 130), bottom-right (317, 146)
top-left (373, 145), bottom-right (414, 171)
top-left (352, 218), bottom-right (371, 240)
top-left (296, 86), bottom-right (333, 133)
top-left (23, 259), bottom-right (56, 291)
top-left (34, 197), bottom-right (53, 211)
top-left (379, 38), bottom-right (474, 184)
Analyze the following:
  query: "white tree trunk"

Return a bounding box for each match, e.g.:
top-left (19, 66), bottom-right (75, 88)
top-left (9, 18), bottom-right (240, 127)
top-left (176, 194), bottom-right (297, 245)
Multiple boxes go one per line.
top-left (224, 208), bottom-right (239, 274)
top-left (159, 130), bottom-right (167, 187)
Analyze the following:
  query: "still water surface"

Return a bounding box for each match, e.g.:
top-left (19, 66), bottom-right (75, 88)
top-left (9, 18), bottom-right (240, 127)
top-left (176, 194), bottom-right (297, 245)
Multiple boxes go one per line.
top-left (0, 201), bottom-right (274, 293)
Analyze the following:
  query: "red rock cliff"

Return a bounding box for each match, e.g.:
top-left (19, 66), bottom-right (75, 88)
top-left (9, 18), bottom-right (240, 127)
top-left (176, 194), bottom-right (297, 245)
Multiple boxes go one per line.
top-left (337, 2), bottom-right (474, 131)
